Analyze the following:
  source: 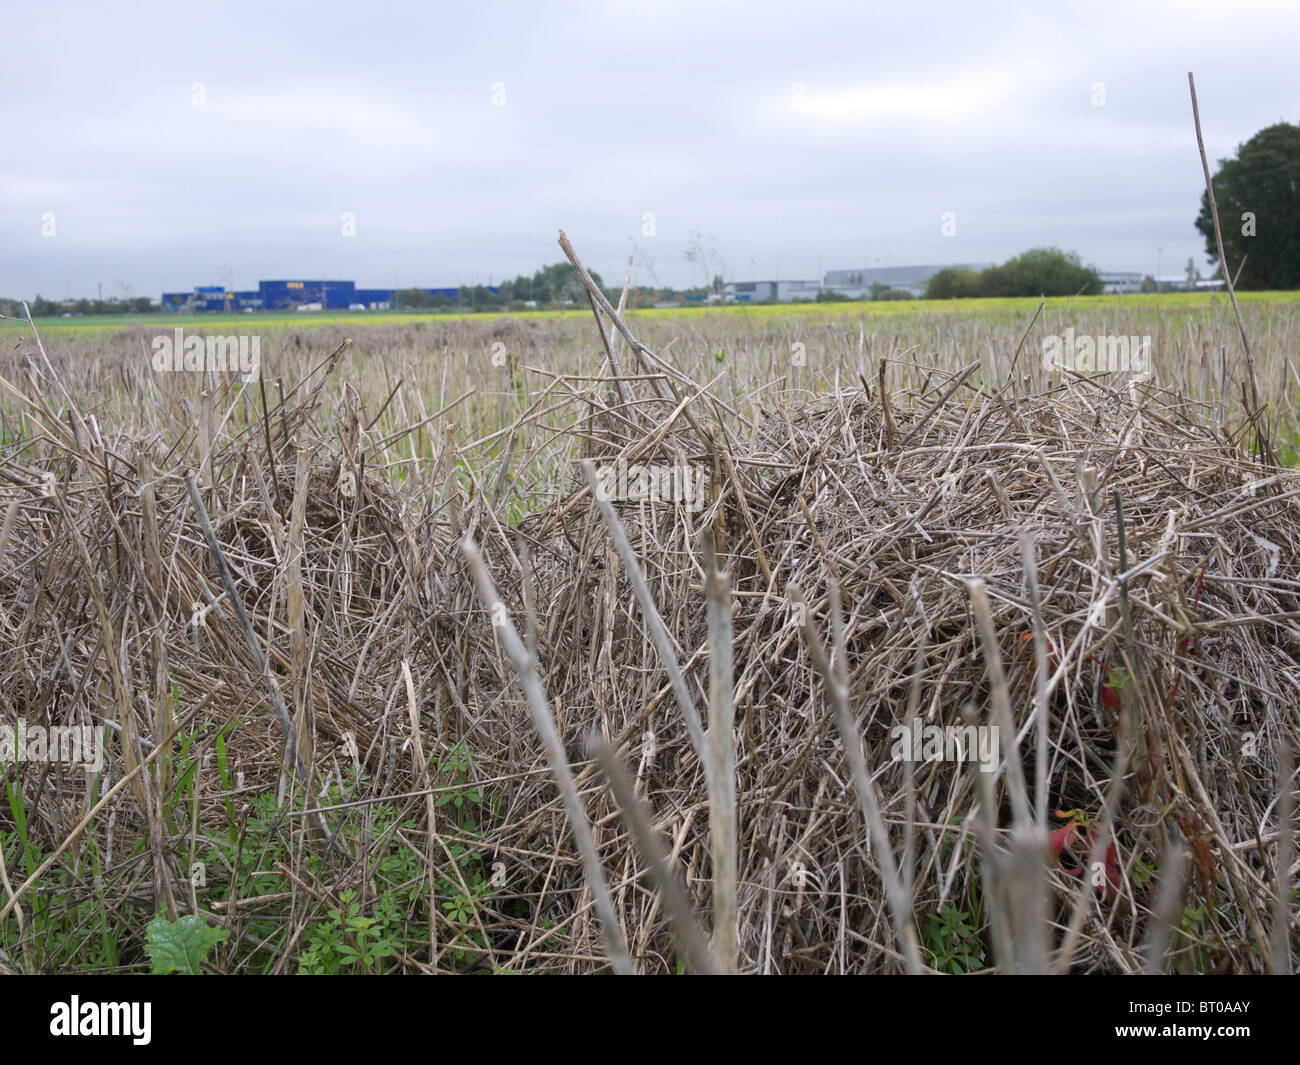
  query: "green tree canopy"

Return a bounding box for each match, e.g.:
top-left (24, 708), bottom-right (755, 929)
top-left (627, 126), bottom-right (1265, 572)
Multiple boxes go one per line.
top-left (979, 248), bottom-right (1101, 298)
top-left (503, 262), bottom-right (604, 306)
top-left (1195, 122), bottom-right (1300, 290)
top-left (925, 267), bottom-right (983, 299)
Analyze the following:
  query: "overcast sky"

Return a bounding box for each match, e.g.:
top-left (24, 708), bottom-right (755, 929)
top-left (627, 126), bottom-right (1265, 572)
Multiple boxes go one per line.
top-left (5, 0), bottom-right (1298, 300)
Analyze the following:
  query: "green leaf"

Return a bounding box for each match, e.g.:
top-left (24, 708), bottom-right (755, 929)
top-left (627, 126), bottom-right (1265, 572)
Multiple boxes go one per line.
top-left (145, 914), bottom-right (229, 975)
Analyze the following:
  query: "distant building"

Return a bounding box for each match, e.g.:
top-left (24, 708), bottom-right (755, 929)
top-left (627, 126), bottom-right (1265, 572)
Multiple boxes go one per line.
top-left (193, 285), bottom-right (234, 312)
top-left (724, 279), bottom-right (820, 303)
top-left (1099, 271), bottom-right (1143, 294)
top-left (823, 264), bottom-right (994, 300)
top-left (160, 280), bottom-right (496, 312)
top-left (1142, 276), bottom-right (1224, 293)
top-left (258, 280), bottom-right (356, 310)
top-left (353, 288), bottom-right (393, 310)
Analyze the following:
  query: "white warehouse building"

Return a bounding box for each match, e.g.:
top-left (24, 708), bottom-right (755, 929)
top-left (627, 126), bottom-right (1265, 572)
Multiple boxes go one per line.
top-left (1098, 271), bottom-right (1144, 294)
top-left (725, 279), bottom-right (821, 303)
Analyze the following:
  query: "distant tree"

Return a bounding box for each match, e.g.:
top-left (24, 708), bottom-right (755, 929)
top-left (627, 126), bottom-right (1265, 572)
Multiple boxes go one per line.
top-left (876, 288), bottom-right (914, 301)
top-left (979, 248), bottom-right (1101, 297)
top-left (393, 287), bottom-right (432, 309)
top-left (620, 286), bottom-right (651, 309)
top-left (1140, 275), bottom-right (1158, 293)
top-left (467, 284), bottom-right (503, 311)
top-left (1194, 122), bottom-right (1300, 290)
top-left (868, 281), bottom-right (889, 300)
top-left (508, 263), bottom-right (603, 307)
top-left (394, 288), bottom-right (455, 310)
top-left (925, 267), bottom-right (982, 299)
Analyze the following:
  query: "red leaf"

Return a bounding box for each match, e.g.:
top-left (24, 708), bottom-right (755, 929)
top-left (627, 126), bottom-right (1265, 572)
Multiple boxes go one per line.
top-left (1050, 819), bottom-right (1125, 902)
top-left (1050, 824), bottom-right (1082, 873)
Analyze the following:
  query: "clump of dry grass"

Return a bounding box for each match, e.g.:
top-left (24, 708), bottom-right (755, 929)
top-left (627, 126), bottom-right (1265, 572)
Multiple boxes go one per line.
top-left (0, 262), bottom-right (1295, 973)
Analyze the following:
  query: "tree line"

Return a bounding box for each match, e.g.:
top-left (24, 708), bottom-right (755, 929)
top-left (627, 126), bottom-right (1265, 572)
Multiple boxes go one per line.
top-left (925, 248), bottom-right (1103, 299)
top-left (1, 296), bottom-right (155, 318)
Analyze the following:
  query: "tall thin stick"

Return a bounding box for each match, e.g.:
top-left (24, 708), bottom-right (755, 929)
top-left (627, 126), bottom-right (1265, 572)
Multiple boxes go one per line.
top-left (1141, 843), bottom-right (1188, 975)
top-left (703, 531), bottom-right (738, 972)
top-left (593, 739), bottom-right (716, 974)
top-left (579, 459), bottom-right (709, 767)
top-left (1021, 534), bottom-right (1050, 831)
top-left (968, 579), bottom-right (1031, 827)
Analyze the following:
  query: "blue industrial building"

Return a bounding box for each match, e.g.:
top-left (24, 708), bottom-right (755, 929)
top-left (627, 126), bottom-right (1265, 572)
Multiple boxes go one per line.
top-left (161, 280), bottom-right (499, 312)
top-left (258, 280), bottom-right (355, 310)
